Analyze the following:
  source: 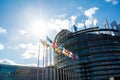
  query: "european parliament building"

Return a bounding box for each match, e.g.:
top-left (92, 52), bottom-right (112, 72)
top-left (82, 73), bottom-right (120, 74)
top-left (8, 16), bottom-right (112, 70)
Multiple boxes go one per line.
top-left (54, 20), bottom-right (120, 80)
top-left (1, 20), bottom-right (120, 80)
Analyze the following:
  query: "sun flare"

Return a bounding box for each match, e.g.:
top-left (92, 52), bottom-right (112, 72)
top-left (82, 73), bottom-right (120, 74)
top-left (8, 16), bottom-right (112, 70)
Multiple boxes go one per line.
top-left (27, 18), bottom-right (48, 40)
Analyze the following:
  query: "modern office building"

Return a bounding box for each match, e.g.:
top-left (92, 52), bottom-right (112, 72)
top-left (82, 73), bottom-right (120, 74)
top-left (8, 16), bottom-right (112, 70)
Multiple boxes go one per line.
top-left (0, 64), bottom-right (56, 80)
top-left (54, 21), bottom-right (120, 80)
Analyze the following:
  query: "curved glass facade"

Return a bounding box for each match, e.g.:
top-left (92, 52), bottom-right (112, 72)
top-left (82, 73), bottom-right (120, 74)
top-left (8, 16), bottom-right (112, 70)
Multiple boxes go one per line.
top-left (54, 27), bottom-right (120, 80)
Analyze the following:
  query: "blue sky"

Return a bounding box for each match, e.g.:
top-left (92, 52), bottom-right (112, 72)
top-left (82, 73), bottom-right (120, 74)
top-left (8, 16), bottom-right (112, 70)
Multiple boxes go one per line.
top-left (0, 0), bottom-right (120, 67)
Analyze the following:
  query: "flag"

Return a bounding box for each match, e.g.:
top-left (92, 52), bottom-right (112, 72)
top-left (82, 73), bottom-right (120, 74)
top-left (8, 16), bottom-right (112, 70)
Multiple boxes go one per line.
top-left (69, 52), bottom-right (73, 56)
top-left (59, 45), bottom-right (63, 51)
top-left (44, 42), bottom-right (50, 47)
top-left (65, 49), bottom-right (70, 54)
top-left (84, 21), bottom-right (87, 30)
top-left (47, 36), bottom-right (52, 43)
top-left (71, 55), bottom-right (76, 60)
top-left (40, 39), bottom-right (50, 47)
top-left (69, 51), bottom-right (77, 60)
top-left (40, 39), bottom-right (45, 45)
top-left (60, 47), bottom-right (77, 60)
top-left (62, 48), bottom-right (66, 54)
top-left (56, 47), bottom-right (61, 53)
top-left (73, 25), bottom-right (77, 32)
top-left (103, 19), bottom-right (109, 29)
top-left (45, 36), bottom-right (77, 60)
top-left (64, 52), bottom-right (69, 56)
top-left (69, 54), bottom-right (72, 58)
top-left (110, 20), bottom-right (117, 29)
top-left (103, 19), bottom-right (111, 34)
top-left (52, 42), bottom-right (59, 49)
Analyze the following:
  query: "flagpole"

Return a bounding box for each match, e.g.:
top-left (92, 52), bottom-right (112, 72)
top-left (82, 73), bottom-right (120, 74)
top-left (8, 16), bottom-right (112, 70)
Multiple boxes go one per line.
top-left (37, 40), bottom-right (40, 80)
top-left (49, 48), bottom-right (51, 80)
top-left (46, 46), bottom-right (49, 80)
top-left (45, 46), bottom-right (47, 80)
top-left (53, 48), bottom-right (56, 80)
top-left (42, 44), bottom-right (44, 80)
top-left (48, 47), bottom-right (50, 80)
top-left (49, 47), bottom-right (52, 80)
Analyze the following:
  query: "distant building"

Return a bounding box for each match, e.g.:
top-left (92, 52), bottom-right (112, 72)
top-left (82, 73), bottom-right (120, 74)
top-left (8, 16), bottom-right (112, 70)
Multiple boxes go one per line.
top-left (54, 22), bottom-right (120, 80)
top-left (0, 64), bottom-right (56, 80)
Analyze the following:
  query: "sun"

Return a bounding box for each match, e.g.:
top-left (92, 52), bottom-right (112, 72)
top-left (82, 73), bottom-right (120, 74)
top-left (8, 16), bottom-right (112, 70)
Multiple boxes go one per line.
top-left (27, 18), bottom-right (48, 40)
top-left (20, 7), bottom-right (49, 40)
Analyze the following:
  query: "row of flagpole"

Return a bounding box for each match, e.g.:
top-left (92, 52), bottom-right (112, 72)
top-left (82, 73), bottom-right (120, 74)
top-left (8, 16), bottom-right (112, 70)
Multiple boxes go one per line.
top-left (37, 37), bottom-right (58, 80)
top-left (36, 35), bottom-right (77, 80)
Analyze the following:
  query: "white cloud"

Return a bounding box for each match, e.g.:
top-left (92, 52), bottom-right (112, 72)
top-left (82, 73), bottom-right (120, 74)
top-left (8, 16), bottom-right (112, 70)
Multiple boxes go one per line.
top-left (84, 7), bottom-right (99, 27)
top-left (0, 59), bottom-right (16, 65)
top-left (70, 16), bottom-right (77, 25)
top-left (77, 19), bottom-right (98, 29)
top-left (84, 7), bottom-right (98, 19)
top-left (112, 0), bottom-right (118, 5)
top-left (49, 19), bottom-right (70, 30)
top-left (21, 43), bottom-right (38, 59)
top-left (0, 27), bottom-right (7, 34)
top-left (85, 19), bottom-right (92, 27)
top-left (105, 0), bottom-right (118, 5)
top-left (18, 30), bottom-right (27, 36)
top-left (48, 7), bottom-right (98, 30)
top-left (48, 15), bottom-right (77, 32)
top-left (84, 19), bottom-right (98, 27)
top-left (21, 43), bottom-right (44, 60)
top-left (25, 64), bottom-right (37, 67)
top-left (77, 23), bottom-right (84, 28)
top-left (22, 49), bottom-right (38, 59)
top-left (19, 43), bottom-right (27, 49)
top-left (57, 13), bottom-right (67, 18)
top-left (0, 44), bottom-right (4, 50)
top-left (93, 19), bottom-right (98, 26)
top-left (0, 59), bottom-right (37, 67)
top-left (20, 42), bottom-right (54, 67)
